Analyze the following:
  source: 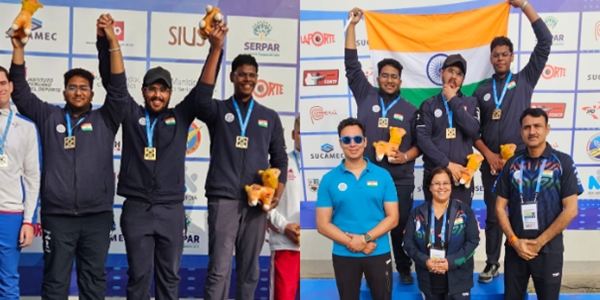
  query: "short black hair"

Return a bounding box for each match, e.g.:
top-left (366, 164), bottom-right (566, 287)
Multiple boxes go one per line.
top-left (490, 36), bottom-right (514, 53)
top-left (0, 66), bottom-right (8, 80)
top-left (232, 54), bottom-right (259, 74)
top-left (337, 117), bottom-right (365, 137)
top-left (377, 58), bottom-right (403, 77)
top-left (63, 68), bottom-right (94, 90)
top-left (425, 166), bottom-right (453, 191)
top-left (519, 107), bottom-right (548, 125)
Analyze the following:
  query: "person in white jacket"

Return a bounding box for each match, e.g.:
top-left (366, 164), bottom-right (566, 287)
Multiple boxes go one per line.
top-left (267, 115), bottom-right (301, 300)
top-left (0, 65), bottom-right (40, 299)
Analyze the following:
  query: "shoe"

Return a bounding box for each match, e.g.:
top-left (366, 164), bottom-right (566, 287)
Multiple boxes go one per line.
top-left (399, 269), bottom-right (414, 285)
top-left (478, 263), bottom-right (500, 283)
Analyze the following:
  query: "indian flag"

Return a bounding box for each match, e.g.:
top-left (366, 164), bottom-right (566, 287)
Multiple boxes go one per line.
top-left (81, 123), bottom-right (93, 132)
top-left (364, 2), bottom-right (510, 107)
top-left (258, 120), bottom-right (268, 128)
top-left (165, 117), bottom-right (176, 125)
top-left (366, 180), bottom-right (378, 187)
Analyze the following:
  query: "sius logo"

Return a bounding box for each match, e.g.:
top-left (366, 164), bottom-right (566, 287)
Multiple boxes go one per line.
top-left (301, 31), bottom-right (335, 47)
top-left (253, 79), bottom-right (283, 99)
top-left (309, 106), bottom-right (337, 124)
top-left (426, 53), bottom-right (448, 86)
top-left (541, 64), bottom-right (566, 80)
top-left (169, 25), bottom-right (206, 47)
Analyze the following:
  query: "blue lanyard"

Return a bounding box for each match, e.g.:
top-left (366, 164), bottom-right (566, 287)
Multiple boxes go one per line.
top-left (519, 158), bottom-right (547, 204)
top-left (65, 112), bottom-right (85, 137)
top-left (144, 110), bottom-right (158, 148)
top-left (292, 150), bottom-right (300, 170)
top-left (440, 94), bottom-right (453, 128)
top-left (492, 72), bottom-right (513, 110)
top-left (232, 97), bottom-right (255, 137)
top-left (0, 110), bottom-right (13, 155)
top-left (429, 202), bottom-right (449, 248)
top-left (379, 96), bottom-right (401, 118)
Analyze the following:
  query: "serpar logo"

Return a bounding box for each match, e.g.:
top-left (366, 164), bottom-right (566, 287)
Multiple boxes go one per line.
top-left (184, 166), bottom-right (198, 205)
top-left (310, 143), bottom-right (344, 160)
top-left (183, 213), bottom-right (201, 248)
top-left (308, 178), bottom-right (320, 192)
top-left (243, 21), bottom-right (280, 57)
top-left (186, 123), bottom-right (202, 155)
top-left (582, 102), bottom-right (600, 120)
top-left (301, 31), bottom-right (335, 47)
top-left (586, 133), bottom-right (600, 161)
top-left (541, 64), bottom-right (566, 80)
top-left (426, 53), bottom-right (448, 86)
top-left (542, 16), bottom-right (564, 45)
top-left (309, 106), bottom-right (338, 124)
top-left (253, 79), bottom-right (283, 99)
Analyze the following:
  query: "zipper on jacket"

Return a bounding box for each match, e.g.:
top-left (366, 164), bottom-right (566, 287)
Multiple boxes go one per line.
top-left (73, 116), bottom-right (78, 215)
top-left (237, 148), bottom-right (247, 199)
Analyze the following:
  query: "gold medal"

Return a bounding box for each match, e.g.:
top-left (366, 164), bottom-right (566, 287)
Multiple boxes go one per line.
top-left (492, 109), bottom-right (502, 120)
top-left (236, 136), bottom-right (249, 149)
top-left (64, 136), bottom-right (76, 149)
top-left (378, 117), bottom-right (389, 128)
top-left (144, 147), bottom-right (156, 161)
top-left (446, 128), bottom-right (456, 139)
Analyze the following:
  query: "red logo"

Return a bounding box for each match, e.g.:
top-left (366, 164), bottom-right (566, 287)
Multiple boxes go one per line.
top-left (113, 21), bottom-right (125, 42)
top-left (33, 223), bottom-right (43, 237)
top-left (582, 102), bottom-right (600, 120)
top-left (364, 67), bottom-right (373, 79)
top-left (303, 70), bottom-right (339, 86)
top-left (300, 31), bottom-right (335, 47)
top-left (595, 21), bottom-right (600, 41)
top-left (309, 106), bottom-right (337, 124)
top-left (287, 168), bottom-right (295, 181)
top-left (253, 79), bottom-right (283, 99)
top-left (531, 103), bottom-right (566, 118)
top-left (542, 64), bottom-right (566, 80)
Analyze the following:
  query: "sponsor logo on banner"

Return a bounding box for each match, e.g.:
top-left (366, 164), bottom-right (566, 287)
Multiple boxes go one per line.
top-left (582, 102), bottom-right (600, 120)
top-left (588, 170), bottom-right (600, 197)
top-left (113, 21), bottom-right (125, 41)
top-left (596, 21), bottom-right (600, 41)
top-left (253, 79), bottom-right (283, 99)
top-left (184, 166), bottom-right (199, 205)
top-left (300, 31), bottom-right (335, 47)
top-left (25, 18), bottom-right (58, 41)
top-left (588, 73), bottom-right (600, 81)
top-left (364, 67), bottom-right (373, 81)
top-left (543, 16), bottom-right (565, 46)
top-left (309, 106), bottom-right (338, 124)
top-left (168, 24), bottom-right (206, 47)
top-left (186, 123), bottom-right (202, 154)
top-left (303, 70), bottom-right (339, 86)
top-left (243, 21), bottom-right (280, 57)
top-left (586, 133), bottom-right (600, 161)
top-left (356, 39), bottom-right (369, 47)
top-left (26, 75), bottom-right (61, 93)
top-left (308, 178), bottom-right (320, 192)
top-left (541, 64), bottom-right (566, 80)
top-left (530, 103), bottom-right (566, 118)
top-left (184, 214), bottom-right (201, 249)
top-left (426, 53), bottom-right (448, 86)
top-left (310, 143), bottom-right (344, 160)
top-left (110, 223), bottom-right (125, 242)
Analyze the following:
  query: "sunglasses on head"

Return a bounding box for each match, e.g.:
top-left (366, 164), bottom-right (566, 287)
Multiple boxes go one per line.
top-left (340, 135), bottom-right (364, 145)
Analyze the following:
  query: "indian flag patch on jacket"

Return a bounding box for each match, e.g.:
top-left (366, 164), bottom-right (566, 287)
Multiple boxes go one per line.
top-left (81, 123), bottom-right (93, 131)
top-left (367, 180), bottom-right (378, 187)
top-left (507, 81), bottom-right (517, 90)
top-left (542, 170), bottom-right (553, 178)
top-left (165, 117), bottom-right (176, 125)
top-left (258, 120), bottom-right (268, 128)
top-left (393, 114), bottom-right (403, 121)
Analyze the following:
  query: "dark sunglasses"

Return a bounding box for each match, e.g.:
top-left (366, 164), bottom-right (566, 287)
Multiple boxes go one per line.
top-left (340, 135), bottom-right (364, 145)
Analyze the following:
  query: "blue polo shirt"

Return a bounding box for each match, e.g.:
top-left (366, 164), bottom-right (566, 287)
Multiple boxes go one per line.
top-left (316, 157), bottom-right (398, 257)
top-left (494, 143), bottom-right (583, 253)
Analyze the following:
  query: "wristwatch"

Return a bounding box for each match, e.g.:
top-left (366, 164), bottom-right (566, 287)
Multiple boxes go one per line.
top-left (363, 233), bottom-right (372, 243)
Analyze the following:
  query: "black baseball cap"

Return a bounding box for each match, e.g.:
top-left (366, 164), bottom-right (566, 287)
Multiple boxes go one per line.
top-left (143, 66), bottom-right (172, 89)
top-left (442, 54), bottom-right (467, 75)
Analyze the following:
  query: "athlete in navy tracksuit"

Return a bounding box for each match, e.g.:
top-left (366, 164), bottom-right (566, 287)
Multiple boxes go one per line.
top-left (96, 15), bottom-right (224, 299)
top-left (9, 26), bottom-right (128, 299)
top-left (196, 40), bottom-right (288, 300)
top-left (417, 54), bottom-right (480, 206)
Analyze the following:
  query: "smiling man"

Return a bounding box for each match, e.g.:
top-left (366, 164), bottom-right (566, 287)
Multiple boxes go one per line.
top-left (473, 0), bottom-right (553, 283)
top-left (345, 7), bottom-right (421, 284)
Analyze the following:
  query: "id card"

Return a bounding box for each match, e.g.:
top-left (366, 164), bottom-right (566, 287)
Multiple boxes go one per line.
top-left (430, 248), bottom-right (445, 260)
top-left (521, 203), bottom-right (539, 230)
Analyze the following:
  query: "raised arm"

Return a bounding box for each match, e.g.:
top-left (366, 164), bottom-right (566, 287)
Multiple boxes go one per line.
top-left (345, 8), bottom-right (373, 106)
top-left (9, 38), bottom-right (56, 125)
top-left (96, 14), bottom-right (111, 90)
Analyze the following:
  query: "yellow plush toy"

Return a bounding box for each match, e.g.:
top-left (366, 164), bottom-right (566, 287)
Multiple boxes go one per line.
top-left (373, 126), bottom-right (406, 163)
top-left (6, 0), bottom-right (44, 45)
top-left (491, 143), bottom-right (517, 175)
top-left (245, 168), bottom-right (280, 212)
top-left (460, 153), bottom-right (485, 188)
top-left (198, 5), bottom-right (223, 40)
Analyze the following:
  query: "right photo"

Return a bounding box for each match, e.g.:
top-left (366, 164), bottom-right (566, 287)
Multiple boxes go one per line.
top-left (298, 0), bottom-right (600, 299)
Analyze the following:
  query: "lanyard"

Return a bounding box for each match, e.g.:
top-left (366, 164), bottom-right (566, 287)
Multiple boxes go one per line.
top-left (144, 110), bottom-right (158, 148)
top-left (379, 96), bottom-right (401, 118)
top-left (519, 158), bottom-right (547, 204)
top-left (232, 97), bottom-right (255, 137)
top-left (65, 112), bottom-right (85, 137)
top-left (440, 94), bottom-right (453, 128)
top-left (492, 72), bottom-right (513, 110)
top-left (292, 150), bottom-right (300, 170)
top-left (0, 110), bottom-right (13, 155)
top-left (429, 202), bottom-right (449, 248)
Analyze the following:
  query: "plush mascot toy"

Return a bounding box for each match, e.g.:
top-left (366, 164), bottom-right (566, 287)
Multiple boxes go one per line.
top-left (460, 153), bottom-right (485, 188)
top-left (490, 143), bottom-right (517, 175)
top-left (6, 0), bottom-right (44, 45)
top-left (373, 126), bottom-right (406, 163)
top-left (245, 168), bottom-right (280, 212)
top-left (198, 5), bottom-right (223, 40)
